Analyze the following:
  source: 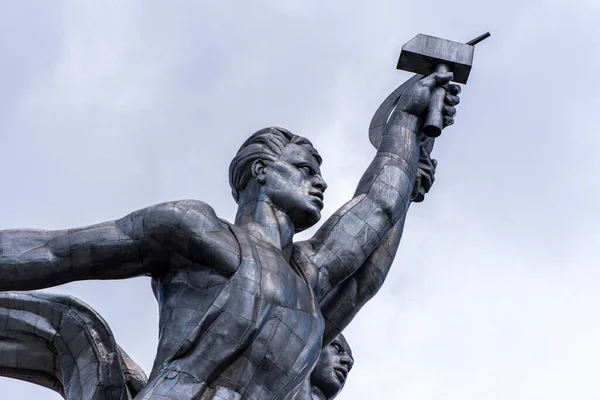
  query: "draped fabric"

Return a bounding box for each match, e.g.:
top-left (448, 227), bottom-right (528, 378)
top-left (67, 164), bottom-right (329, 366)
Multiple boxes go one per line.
top-left (0, 292), bottom-right (147, 400)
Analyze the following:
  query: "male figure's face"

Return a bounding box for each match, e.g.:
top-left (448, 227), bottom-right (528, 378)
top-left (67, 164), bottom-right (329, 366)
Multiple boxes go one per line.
top-left (261, 143), bottom-right (327, 232)
top-left (310, 335), bottom-right (354, 399)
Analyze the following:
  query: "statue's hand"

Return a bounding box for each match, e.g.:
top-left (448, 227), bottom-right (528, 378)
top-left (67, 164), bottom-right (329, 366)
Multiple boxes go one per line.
top-left (395, 72), bottom-right (461, 130)
top-left (411, 138), bottom-right (437, 202)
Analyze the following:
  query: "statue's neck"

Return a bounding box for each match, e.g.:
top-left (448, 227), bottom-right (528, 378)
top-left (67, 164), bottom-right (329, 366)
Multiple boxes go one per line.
top-left (235, 182), bottom-right (295, 259)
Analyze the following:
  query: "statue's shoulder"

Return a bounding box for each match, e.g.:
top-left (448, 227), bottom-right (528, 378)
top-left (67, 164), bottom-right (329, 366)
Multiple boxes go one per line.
top-left (169, 199), bottom-right (219, 216)
top-left (149, 200), bottom-right (239, 260)
top-left (147, 199), bottom-right (229, 230)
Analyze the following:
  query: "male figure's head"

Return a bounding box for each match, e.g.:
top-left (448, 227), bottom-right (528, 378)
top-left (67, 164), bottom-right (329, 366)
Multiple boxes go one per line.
top-left (310, 334), bottom-right (354, 399)
top-left (229, 127), bottom-right (327, 232)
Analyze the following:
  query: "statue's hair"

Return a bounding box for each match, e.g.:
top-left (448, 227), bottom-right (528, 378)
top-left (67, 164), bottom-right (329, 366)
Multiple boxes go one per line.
top-left (229, 126), bottom-right (321, 203)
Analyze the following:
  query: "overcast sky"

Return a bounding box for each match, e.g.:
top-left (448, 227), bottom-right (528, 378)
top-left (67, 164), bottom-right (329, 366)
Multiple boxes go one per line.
top-left (1, 1), bottom-right (600, 399)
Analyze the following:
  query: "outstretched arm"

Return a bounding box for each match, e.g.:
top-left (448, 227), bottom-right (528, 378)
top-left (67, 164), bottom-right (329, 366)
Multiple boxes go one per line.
top-left (300, 73), bottom-right (459, 299)
top-left (0, 199), bottom-right (234, 291)
top-left (0, 206), bottom-right (165, 290)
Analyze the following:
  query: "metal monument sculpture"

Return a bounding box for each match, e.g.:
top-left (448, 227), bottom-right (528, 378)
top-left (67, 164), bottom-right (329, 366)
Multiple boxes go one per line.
top-left (0, 292), bottom-right (148, 399)
top-left (0, 33), bottom-right (487, 399)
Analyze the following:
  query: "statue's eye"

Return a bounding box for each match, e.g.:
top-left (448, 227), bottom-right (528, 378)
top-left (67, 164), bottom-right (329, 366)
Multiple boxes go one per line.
top-left (332, 343), bottom-right (342, 353)
top-left (299, 165), bottom-right (312, 175)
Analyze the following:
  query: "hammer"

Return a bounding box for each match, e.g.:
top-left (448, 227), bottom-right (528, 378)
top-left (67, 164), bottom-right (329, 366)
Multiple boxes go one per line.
top-left (397, 32), bottom-right (490, 137)
top-left (368, 33), bottom-right (489, 201)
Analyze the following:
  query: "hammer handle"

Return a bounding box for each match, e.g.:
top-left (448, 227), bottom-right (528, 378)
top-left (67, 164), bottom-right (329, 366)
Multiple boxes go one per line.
top-left (422, 63), bottom-right (450, 138)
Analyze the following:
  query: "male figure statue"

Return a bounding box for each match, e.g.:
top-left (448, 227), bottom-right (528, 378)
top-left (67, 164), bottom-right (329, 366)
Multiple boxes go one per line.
top-left (0, 71), bottom-right (460, 399)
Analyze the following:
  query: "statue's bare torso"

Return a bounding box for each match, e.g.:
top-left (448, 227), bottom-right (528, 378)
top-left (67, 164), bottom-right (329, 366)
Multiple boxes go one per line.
top-left (140, 202), bottom-right (324, 399)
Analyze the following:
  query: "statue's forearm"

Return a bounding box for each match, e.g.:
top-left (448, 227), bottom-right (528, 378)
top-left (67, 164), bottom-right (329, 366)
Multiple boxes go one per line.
top-left (354, 111), bottom-right (421, 224)
top-left (0, 229), bottom-right (61, 290)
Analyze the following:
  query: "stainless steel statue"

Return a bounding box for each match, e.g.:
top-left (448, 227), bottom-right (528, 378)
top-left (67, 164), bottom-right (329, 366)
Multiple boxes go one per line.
top-left (0, 31), bottom-right (484, 399)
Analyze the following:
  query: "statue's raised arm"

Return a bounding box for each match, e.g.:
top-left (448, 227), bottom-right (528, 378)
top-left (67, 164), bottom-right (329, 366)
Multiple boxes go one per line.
top-left (317, 137), bottom-right (440, 344)
top-left (295, 71), bottom-right (460, 300)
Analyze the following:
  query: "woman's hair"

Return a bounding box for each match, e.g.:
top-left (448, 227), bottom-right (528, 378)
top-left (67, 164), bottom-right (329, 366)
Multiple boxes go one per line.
top-left (228, 126), bottom-right (321, 203)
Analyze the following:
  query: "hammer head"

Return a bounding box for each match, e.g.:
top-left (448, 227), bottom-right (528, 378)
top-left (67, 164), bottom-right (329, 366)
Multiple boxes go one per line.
top-left (397, 34), bottom-right (474, 84)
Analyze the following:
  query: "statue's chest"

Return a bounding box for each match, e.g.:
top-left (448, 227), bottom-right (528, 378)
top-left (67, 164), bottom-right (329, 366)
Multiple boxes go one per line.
top-left (221, 241), bottom-right (324, 398)
top-left (244, 242), bottom-right (315, 312)
top-left (171, 230), bottom-right (325, 398)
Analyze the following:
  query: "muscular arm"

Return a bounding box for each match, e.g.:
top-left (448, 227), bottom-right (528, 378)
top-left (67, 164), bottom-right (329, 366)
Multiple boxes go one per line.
top-left (0, 214), bottom-right (153, 290)
top-left (298, 73), bottom-right (455, 300)
top-left (302, 110), bottom-right (422, 299)
top-left (319, 140), bottom-right (437, 344)
top-left (0, 199), bottom-right (236, 291)
top-left (318, 215), bottom-right (406, 345)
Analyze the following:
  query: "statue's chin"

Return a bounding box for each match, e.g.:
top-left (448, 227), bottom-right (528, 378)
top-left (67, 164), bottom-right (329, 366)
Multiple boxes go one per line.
top-left (293, 209), bottom-right (321, 233)
top-left (320, 381), bottom-right (343, 399)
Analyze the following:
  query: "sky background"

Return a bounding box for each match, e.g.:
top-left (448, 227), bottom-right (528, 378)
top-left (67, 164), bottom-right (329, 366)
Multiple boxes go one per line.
top-left (1, 1), bottom-right (600, 399)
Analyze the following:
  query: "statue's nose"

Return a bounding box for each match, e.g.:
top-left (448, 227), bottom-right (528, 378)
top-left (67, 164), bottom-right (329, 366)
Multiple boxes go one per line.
top-left (313, 176), bottom-right (327, 193)
top-left (340, 353), bottom-right (354, 370)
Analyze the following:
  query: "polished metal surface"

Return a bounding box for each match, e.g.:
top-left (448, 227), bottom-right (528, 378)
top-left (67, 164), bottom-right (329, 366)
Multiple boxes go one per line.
top-left (0, 292), bottom-right (147, 400)
top-left (397, 34), bottom-right (475, 84)
top-left (396, 33), bottom-right (488, 137)
top-left (0, 46), bottom-right (464, 398)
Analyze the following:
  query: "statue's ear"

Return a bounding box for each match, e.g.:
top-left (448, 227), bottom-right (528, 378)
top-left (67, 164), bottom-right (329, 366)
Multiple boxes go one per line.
top-left (251, 160), bottom-right (267, 185)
